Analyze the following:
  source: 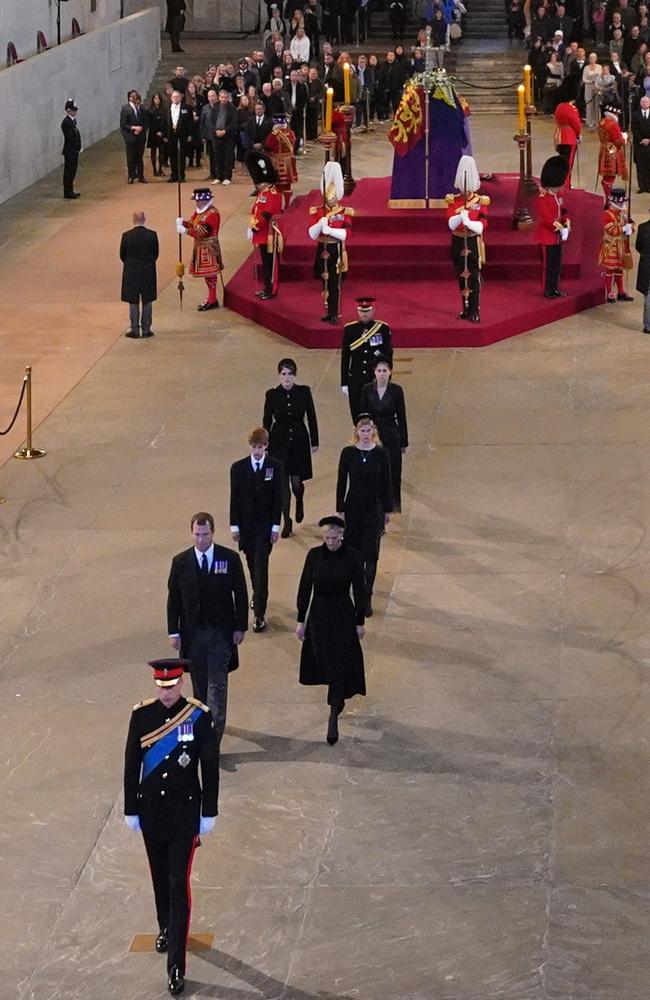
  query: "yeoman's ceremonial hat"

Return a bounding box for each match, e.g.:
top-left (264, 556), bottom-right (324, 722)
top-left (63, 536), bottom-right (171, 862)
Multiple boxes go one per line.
top-left (148, 658), bottom-right (190, 686)
top-left (191, 187), bottom-right (213, 201)
top-left (609, 187), bottom-right (627, 204)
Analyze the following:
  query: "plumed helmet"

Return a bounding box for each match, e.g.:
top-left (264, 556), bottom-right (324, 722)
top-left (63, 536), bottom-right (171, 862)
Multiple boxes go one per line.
top-left (321, 160), bottom-right (344, 204)
top-left (453, 155), bottom-right (480, 194)
top-left (540, 154), bottom-right (569, 189)
top-left (246, 152), bottom-right (278, 185)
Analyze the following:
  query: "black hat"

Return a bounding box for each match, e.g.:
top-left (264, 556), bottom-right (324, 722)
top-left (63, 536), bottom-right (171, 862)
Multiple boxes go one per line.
top-left (64, 98), bottom-right (78, 112)
top-left (609, 187), bottom-right (627, 204)
top-left (318, 515), bottom-right (345, 529)
top-left (603, 102), bottom-right (621, 118)
top-left (191, 187), bottom-right (213, 201)
top-left (556, 75), bottom-right (580, 104)
top-left (356, 297), bottom-right (376, 308)
top-left (148, 658), bottom-right (191, 687)
top-left (246, 152), bottom-right (278, 185)
top-left (540, 154), bottom-right (569, 189)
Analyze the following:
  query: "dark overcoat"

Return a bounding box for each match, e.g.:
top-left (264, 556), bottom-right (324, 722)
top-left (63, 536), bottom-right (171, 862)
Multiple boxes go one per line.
top-left (263, 384), bottom-right (319, 480)
top-left (636, 220), bottom-right (650, 294)
top-left (120, 226), bottom-right (159, 303)
top-left (297, 543), bottom-right (366, 700)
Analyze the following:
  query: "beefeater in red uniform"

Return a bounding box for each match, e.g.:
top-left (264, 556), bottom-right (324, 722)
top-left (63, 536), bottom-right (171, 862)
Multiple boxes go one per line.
top-left (264, 115), bottom-right (298, 210)
top-left (246, 153), bottom-right (284, 300)
top-left (177, 188), bottom-right (223, 311)
top-left (535, 155), bottom-right (571, 298)
top-left (598, 104), bottom-right (628, 204)
top-left (554, 76), bottom-right (582, 187)
top-left (598, 187), bottom-right (635, 302)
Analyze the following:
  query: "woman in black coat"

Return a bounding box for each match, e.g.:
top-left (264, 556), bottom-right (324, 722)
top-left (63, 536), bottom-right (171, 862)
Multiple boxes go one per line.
top-left (263, 358), bottom-right (319, 537)
top-left (147, 93), bottom-right (166, 176)
top-left (296, 516), bottom-right (366, 745)
top-left (360, 357), bottom-right (408, 512)
top-left (336, 415), bottom-right (393, 616)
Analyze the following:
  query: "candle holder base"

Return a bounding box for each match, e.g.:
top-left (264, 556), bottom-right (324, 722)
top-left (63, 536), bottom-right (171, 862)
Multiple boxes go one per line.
top-left (340, 103), bottom-right (357, 195)
top-left (318, 130), bottom-right (337, 165)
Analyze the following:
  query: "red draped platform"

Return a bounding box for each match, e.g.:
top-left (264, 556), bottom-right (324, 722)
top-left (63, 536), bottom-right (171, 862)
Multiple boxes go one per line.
top-left (224, 174), bottom-right (605, 349)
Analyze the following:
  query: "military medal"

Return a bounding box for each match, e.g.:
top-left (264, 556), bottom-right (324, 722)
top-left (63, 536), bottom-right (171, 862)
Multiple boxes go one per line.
top-left (178, 751), bottom-right (191, 768)
top-left (177, 722), bottom-right (194, 742)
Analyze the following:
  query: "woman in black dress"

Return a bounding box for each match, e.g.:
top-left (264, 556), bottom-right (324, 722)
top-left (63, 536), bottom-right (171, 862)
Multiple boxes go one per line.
top-left (336, 415), bottom-right (393, 616)
top-left (296, 516), bottom-right (366, 745)
top-left (263, 358), bottom-right (319, 538)
top-left (360, 357), bottom-right (408, 512)
top-left (147, 93), bottom-right (166, 177)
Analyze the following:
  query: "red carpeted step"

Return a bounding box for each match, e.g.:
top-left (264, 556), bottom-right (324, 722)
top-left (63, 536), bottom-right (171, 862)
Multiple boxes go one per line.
top-left (225, 175), bottom-right (607, 349)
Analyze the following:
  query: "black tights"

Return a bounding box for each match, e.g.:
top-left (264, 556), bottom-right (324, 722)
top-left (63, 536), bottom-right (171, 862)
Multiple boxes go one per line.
top-left (283, 474), bottom-right (304, 524)
top-left (150, 148), bottom-right (164, 175)
top-left (364, 559), bottom-right (377, 608)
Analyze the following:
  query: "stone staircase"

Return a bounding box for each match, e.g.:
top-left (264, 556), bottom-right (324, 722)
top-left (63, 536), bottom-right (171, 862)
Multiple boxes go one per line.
top-left (452, 45), bottom-right (524, 113)
top-left (464, 0), bottom-right (507, 39)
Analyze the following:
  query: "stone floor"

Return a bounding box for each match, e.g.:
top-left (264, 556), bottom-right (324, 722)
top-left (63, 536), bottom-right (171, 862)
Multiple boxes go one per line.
top-left (1, 83), bottom-right (650, 1000)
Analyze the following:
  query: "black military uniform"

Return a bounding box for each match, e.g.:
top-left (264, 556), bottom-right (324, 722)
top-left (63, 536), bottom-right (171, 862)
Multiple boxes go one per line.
top-left (124, 659), bottom-right (219, 996)
top-left (61, 99), bottom-right (82, 199)
top-left (340, 298), bottom-right (393, 422)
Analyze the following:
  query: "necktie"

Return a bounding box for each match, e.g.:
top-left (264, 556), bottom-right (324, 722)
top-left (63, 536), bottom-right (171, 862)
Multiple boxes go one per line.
top-left (255, 462), bottom-right (261, 473)
top-left (201, 553), bottom-right (209, 575)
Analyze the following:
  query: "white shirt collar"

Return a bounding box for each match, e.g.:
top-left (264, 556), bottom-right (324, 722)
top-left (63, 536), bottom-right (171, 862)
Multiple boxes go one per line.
top-left (251, 455), bottom-right (265, 470)
top-left (194, 543), bottom-right (215, 566)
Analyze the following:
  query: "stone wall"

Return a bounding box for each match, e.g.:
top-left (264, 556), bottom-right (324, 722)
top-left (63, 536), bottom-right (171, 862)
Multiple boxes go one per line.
top-left (0, 8), bottom-right (160, 205)
top-left (0, 0), bottom-right (122, 61)
top-left (124, 0), bottom-right (261, 34)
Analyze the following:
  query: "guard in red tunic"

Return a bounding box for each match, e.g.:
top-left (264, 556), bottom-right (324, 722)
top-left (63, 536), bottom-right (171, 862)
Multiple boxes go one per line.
top-left (176, 188), bottom-right (223, 311)
top-left (308, 161), bottom-right (354, 325)
top-left (246, 153), bottom-right (284, 300)
top-left (445, 155), bottom-right (490, 324)
top-left (598, 187), bottom-right (635, 302)
top-left (535, 155), bottom-right (571, 299)
top-left (598, 104), bottom-right (628, 205)
top-left (264, 115), bottom-right (298, 210)
top-left (553, 76), bottom-right (582, 187)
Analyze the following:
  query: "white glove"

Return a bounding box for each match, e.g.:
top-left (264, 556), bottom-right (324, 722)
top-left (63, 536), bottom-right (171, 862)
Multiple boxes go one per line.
top-left (125, 815), bottom-right (141, 832)
top-left (623, 223), bottom-right (633, 236)
top-left (560, 227), bottom-right (569, 242)
top-left (199, 816), bottom-right (216, 835)
top-left (622, 132), bottom-right (628, 142)
top-left (246, 227), bottom-right (254, 241)
top-left (341, 386), bottom-right (349, 396)
top-left (321, 223), bottom-right (332, 236)
top-left (176, 219), bottom-right (187, 235)
top-left (460, 209), bottom-right (469, 224)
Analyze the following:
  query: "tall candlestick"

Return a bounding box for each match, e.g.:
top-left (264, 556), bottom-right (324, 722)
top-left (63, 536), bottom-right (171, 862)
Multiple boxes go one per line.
top-left (517, 84), bottom-right (526, 134)
top-left (325, 87), bottom-right (333, 132)
top-left (523, 65), bottom-right (532, 107)
top-left (343, 62), bottom-right (351, 105)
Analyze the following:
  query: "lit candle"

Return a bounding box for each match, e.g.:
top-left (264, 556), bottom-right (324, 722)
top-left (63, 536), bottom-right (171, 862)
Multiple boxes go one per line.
top-left (343, 62), bottom-right (351, 105)
top-left (517, 84), bottom-right (525, 134)
top-left (325, 87), bottom-right (333, 131)
top-left (523, 64), bottom-right (532, 107)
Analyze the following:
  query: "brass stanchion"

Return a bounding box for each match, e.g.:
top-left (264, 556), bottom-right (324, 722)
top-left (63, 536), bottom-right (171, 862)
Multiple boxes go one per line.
top-left (14, 366), bottom-right (46, 460)
top-left (513, 133), bottom-right (533, 230)
top-left (524, 105), bottom-right (538, 193)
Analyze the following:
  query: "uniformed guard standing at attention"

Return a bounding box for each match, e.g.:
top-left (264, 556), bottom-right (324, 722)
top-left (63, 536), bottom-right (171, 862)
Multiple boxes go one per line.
top-left (124, 658), bottom-right (219, 997)
top-left (445, 155), bottom-right (490, 324)
top-left (340, 297), bottom-right (393, 423)
top-left (177, 188), bottom-right (224, 311)
top-left (246, 153), bottom-right (284, 300)
top-left (308, 160), bottom-right (354, 326)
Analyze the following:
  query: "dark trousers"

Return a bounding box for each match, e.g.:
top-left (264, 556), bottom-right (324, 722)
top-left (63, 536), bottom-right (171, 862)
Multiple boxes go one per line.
top-left (168, 139), bottom-right (185, 181)
top-left (543, 243), bottom-right (563, 294)
top-left (258, 244), bottom-right (274, 293)
top-left (169, 14), bottom-right (184, 51)
top-left (314, 242), bottom-right (342, 319)
top-left (188, 626), bottom-right (232, 742)
top-left (143, 834), bottom-right (197, 974)
top-left (347, 381), bottom-right (364, 424)
top-left (243, 531), bottom-right (272, 618)
top-left (213, 136), bottom-right (234, 180)
top-left (128, 299), bottom-right (153, 333)
top-left (125, 139), bottom-right (146, 180)
top-left (206, 140), bottom-right (217, 179)
top-left (451, 235), bottom-right (481, 315)
top-left (63, 152), bottom-right (78, 196)
top-left (636, 150), bottom-right (650, 192)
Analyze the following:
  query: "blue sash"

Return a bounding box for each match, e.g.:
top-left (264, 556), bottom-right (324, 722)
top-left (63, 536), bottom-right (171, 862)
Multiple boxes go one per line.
top-left (142, 707), bottom-right (202, 780)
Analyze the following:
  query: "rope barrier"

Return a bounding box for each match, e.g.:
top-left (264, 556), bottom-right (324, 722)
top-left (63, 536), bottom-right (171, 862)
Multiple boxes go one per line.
top-left (451, 75), bottom-right (523, 91)
top-left (0, 372), bottom-right (27, 436)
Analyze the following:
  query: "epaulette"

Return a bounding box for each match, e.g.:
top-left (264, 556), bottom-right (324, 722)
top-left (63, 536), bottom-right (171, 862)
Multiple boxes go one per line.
top-left (444, 193), bottom-right (455, 204)
top-left (344, 320), bottom-right (357, 328)
top-left (133, 697), bottom-right (156, 711)
top-left (478, 195), bottom-right (491, 206)
top-left (309, 206), bottom-right (319, 215)
top-left (343, 207), bottom-right (355, 216)
top-left (187, 696), bottom-right (210, 712)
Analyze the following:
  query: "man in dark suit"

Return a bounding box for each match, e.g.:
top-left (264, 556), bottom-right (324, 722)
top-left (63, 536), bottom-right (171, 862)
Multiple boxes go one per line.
top-left (165, 0), bottom-right (187, 53)
top-left (341, 297), bottom-right (394, 422)
top-left (245, 101), bottom-right (273, 151)
top-left (164, 90), bottom-right (191, 182)
top-left (230, 428), bottom-right (284, 633)
top-left (633, 95), bottom-right (650, 193)
top-left (285, 69), bottom-right (309, 152)
top-left (120, 211), bottom-right (159, 338)
top-left (210, 89), bottom-right (237, 185)
top-left (120, 90), bottom-right (148, 184)
top-left (167, 512), bottom-right (248, 743)
top-left (124, 658), bottom-right (219, 997)
top-left (61, 98), bottom-right (82, 199)
top-left (635, 207), bottom-right (650, 332)
top-left (200, 88), bottom-right (220, 180)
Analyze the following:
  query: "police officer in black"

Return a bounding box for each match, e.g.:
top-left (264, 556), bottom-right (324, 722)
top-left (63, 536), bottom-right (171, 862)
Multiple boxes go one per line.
top-left (124, 658), bottom-right (219, 997)
top-left (61, 98), bottom-right (82, 199)
top-left (340, 297), bottom-right (393, 423)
